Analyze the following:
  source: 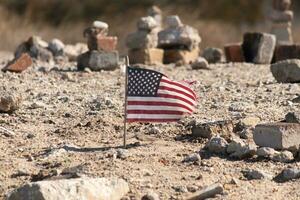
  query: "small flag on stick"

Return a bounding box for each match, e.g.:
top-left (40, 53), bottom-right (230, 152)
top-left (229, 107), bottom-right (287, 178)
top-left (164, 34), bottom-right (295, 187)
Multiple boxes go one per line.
top-left (125, 67), bottom-right (197, 123)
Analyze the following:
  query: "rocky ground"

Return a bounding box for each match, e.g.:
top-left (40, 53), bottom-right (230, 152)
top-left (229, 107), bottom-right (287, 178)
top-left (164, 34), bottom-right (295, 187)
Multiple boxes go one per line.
top-left (0, 51), bottom-right (299, 200)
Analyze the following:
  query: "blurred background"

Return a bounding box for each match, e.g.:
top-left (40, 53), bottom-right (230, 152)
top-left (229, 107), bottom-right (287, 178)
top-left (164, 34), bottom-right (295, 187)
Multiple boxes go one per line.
top-left (0, 0), bottom-right (299, 54)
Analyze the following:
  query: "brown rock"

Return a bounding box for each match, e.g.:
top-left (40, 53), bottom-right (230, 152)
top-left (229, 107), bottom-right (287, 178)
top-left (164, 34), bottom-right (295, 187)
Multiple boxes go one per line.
top-left (2, 53), bottom-right (32, 73)
top-left (273, 44), bottom-right (300, 62)
top-left (224, 43), bottom-right (245, 63)
top-left (128, 48), bottom-right (163, 65)
top-left (88, 35), bottom-right (118, 52)
top-left (163, 48), bottom-right (199, 65)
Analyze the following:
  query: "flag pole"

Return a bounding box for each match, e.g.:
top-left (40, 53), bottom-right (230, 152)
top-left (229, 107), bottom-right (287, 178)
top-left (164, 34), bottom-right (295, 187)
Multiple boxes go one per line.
top-left (123, 56), bottom-right (129, 148)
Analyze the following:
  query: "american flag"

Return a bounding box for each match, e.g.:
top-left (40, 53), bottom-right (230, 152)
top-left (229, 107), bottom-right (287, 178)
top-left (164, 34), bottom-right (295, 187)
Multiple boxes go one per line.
top-left (126, 67), bottom-right (197, 123)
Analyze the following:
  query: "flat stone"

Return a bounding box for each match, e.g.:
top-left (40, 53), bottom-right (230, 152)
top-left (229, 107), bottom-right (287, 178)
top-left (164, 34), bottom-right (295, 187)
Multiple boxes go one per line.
top-left (6, 177), bottom-right (129, 200)
top-left (191, 57), bottom-right (209, 70)
top-left (192, 120), bottom-right (234, 139)
top-left (224, 43), bottom-right (245, 63)
top-left (163, 48), bottom-right (199, 65)
top-left (128, 48), bottom-right (163, 65)
top-left (242, 169), bottom-right (273, 180)
top-left (202, 47), bottom-right (223, 64)
top-left (77, 51), bottom-right (119, 71)
top-left (273, 44), bottom-right (300, 62)
top-left (93, 21), bottom-right (109, 29)
top-left (242, 32), bottom-right (276, 64)
top-left (270, 59), bottom-right (300, 83)
top-left (285, 111), bottom-right (300, 123)
top-left (253, 123), bottom-right (300, 150)
top-left (126, 30), bottom-right (158, 50)
top-left (2, 53), bottom-right (32, 73)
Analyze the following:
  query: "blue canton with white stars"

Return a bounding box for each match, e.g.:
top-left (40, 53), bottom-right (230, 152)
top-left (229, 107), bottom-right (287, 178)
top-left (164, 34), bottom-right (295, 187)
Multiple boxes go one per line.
top-left (127, 67), bottom-right (163, 97)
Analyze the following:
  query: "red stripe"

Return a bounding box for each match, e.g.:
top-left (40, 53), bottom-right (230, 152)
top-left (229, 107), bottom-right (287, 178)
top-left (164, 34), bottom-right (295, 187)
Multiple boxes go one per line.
top-left (127, 101), bottom-right (193, 113)
top-left (127, 118), bottom-right (180, 123)
top-left (127, 110), bottom-right (184, 115)
top-left (157, 94), bottom-right (195, 107)
top-left (161, 78), bottom-right (196, 97)
top-left (159, 86), bottom-right (196, 101)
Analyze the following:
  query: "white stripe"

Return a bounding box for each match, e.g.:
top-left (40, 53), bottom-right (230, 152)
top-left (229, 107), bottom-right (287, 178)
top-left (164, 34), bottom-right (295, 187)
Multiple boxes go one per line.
top-left (158, 89), bottom-right (196, 105)
top-left (127, 96), bottom-right (195, 111)
top-left (127, 114), bottom-right (183, 119)
top-left (160, 77), bottom-right (195, 98)
top-left (127, 105), bottom-right (192, 113)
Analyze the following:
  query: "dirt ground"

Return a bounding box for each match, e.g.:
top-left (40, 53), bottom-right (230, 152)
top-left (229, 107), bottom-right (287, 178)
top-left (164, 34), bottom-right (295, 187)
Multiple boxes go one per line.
top-left (0, 52), bottom-right (300, 200)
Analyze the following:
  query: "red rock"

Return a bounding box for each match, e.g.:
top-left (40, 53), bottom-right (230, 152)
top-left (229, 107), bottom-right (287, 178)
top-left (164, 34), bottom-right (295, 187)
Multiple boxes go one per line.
top-left (87, 35), bottom-right (118, 52)
top-left (3, 53), bottom-right (33, 73)
top-left (273, 44), bottom-right (300, 62)
top-left (224, 43), bottom-right (245, 63)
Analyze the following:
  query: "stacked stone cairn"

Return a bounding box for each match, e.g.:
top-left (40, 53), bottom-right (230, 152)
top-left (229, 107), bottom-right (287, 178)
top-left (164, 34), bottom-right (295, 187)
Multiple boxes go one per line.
top-left (77, 21), bottom-right (119, 71)
top-left (158, 15), bottom-right (201, 65)
top-left (270, 0), bottom-right (293, 45)
top-left (126, 16), bottom-right (164, 65)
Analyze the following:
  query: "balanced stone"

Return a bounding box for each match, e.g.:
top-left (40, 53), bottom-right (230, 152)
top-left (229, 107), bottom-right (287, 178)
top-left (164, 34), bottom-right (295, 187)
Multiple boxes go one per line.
top-left (128, 48), bottom-right (163, 65)
top-left (137, 16), bottom-right (158, 31)
top-left (254, 123), bottom-right (300, 150)
top-left (242, 32), bottom-right (276, 64)
top-left (126, 30), bottom-right (158, 50)
top-left (158, 16), bottom-right (201, 50)
top-left (273, 44), bottom-right (300, 62)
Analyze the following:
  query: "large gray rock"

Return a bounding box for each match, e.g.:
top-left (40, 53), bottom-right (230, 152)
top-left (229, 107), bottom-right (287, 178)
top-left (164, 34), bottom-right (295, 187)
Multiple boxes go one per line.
top-left (0, 91), bottom-right (22, 113)
top-left (271, 59), bottom-right (300, 83)
top-left (77, 51), bottom-right (119, 71)
top-left (253, 123), bottom-right (300, 150)
top-left (275, 168), bottom-right (300, 182)
top-left (126, 30), bottom-right (158, 50)
top-left (242, 32), bottom-right (276, 64)
top-left (6, 177), bottom-right (129, 200)
top-left (158, 18), bottom-right (201, 50)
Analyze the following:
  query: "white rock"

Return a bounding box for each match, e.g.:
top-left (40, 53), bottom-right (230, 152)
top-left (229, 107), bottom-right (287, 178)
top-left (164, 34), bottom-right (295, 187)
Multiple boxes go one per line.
top-left (137, 16), bottom-right (158, 31)
top-left (7, 177), bottom-right (129, 200)
top-left (205, 136), bottom-right (228, 154)
top-left (93, 21), bottom-right (109, 29)
top-left (271, 150), bottom-right (294, 163)
top-left (256, 147), bottom-right (277, 158)
top-left (48, 39), bottom-right (65, 57)
top-left (183, 153), bottom-right (201, 163)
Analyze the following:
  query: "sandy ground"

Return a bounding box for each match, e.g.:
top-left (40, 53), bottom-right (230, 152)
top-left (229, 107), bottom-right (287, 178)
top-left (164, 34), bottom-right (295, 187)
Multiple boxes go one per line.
top-left (0, 52), bottom-right (300, 199)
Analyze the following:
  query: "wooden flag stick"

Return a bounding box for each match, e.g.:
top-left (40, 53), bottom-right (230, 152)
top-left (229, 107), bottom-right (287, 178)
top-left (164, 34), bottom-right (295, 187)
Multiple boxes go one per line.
top-left (123, 56), bottom-right (129, 148)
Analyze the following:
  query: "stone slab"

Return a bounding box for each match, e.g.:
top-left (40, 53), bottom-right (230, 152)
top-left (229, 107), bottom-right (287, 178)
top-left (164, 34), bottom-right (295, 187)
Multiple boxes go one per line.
top-left (128, 48), bottom-right (163, 65)
top-left (253, 123), bottom-right (300, 150)
top-left (273, 44), bottom-right (300, 62)
top-left (224, 43), bottom-right (245, 63)
top-left (163, 48), bottom-right (199, 65)
top-left (77, 51), bottom-right (119, 71)
top-left (242, 32), bottom-right (276, 64)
